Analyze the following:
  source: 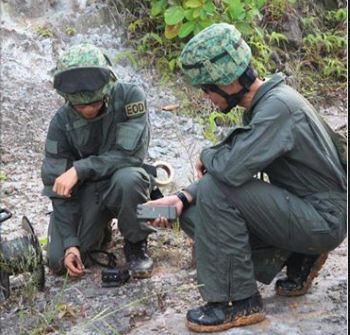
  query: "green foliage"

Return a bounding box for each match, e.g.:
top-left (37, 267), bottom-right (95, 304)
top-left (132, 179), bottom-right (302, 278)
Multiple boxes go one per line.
top-left (322, 57), bottom-right (347, 79)
top-left (268, 31), bottom-right (288, 46)
top-left (39, 237), bottom-right (48, 247)
top-left (65, 26), bottom-right (77, 36)
top-left (262, 0), bottom-right (296, 21)
top-left (124, 0), bottom-right (270, 79)
top-left (36, 25), bottom-right (54, 38)
top-left (0, 170), bottom-right (7, 181)
top-left (114, 50), bottom-right (139, 68)
top-left (300, 8), bottom-right (347, 85)
top-left (248, 29), bottom-right (272, 77)
top-left (203, 109), bottom-right (243, 143)
top-left (111, 0), bottom-right (346, 112)
top-left (303, 32), bottom-right (346, 53)
top-left (151, 0), bottom-right (266, 40)
top-left (325, 8), bottom-right (347, 23)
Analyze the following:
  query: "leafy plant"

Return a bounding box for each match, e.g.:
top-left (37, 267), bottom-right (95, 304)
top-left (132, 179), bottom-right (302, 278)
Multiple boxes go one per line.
top-left (65, 26), bottom-right (77, 36)
top-left (114, 50), bottom-right (139, 68)
top-left (0, 170), bottom-right (7, 181)
top-left (202, 109), bottom-right (244, 143)
top-left (151, 0), bottom-right (267, 40)
top-left (268, 31), bottom-right (288, 46)
top-left (325, 8), bottom-right (347, 23)
top-left (322, 57), bottom-right (347, 79)
top-left (36, 25), bottom-right (54, 38)
top-left (261, 0), bottom-right (296, 21)
top-left (110, 0), bottom-right (347, 111)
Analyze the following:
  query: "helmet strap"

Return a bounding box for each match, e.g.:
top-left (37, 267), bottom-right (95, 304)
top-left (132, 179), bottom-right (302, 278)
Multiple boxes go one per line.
top-left (204, 65), bottom-right (257, 113)
top-left (222, 88), bottom-right (249, 113)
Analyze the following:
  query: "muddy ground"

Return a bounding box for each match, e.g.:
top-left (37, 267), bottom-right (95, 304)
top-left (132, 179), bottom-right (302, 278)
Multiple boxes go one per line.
top-left (0, 1), bottom-right (348, 334)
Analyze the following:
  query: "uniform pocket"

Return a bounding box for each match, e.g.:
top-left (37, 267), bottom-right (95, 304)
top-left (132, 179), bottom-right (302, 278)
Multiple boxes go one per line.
top-left (116, 123), bottom-right (144, 151)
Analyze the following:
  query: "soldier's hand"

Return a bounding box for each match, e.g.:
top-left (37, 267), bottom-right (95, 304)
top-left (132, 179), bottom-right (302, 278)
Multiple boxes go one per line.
top-left (64, 247), bottom-right (85, 277)
top-left (53, 167), bottom-right (78, 198)
top-left (145, 195), bottom-right (183, 228)
top-left (195, 158), bottom-right (206, 178)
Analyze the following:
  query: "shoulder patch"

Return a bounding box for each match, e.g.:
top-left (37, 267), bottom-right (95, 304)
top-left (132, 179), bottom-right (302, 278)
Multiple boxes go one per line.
top-left (125, 101), bottom-right (146, 118)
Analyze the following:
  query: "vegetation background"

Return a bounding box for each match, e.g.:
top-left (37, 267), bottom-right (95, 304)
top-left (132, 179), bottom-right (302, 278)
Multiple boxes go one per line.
top-left (106, 0), bottom-right (347, 140)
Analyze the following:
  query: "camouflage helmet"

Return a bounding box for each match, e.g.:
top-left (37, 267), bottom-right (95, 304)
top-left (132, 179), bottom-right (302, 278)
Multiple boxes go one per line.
top-left (53, 43), bottom-right (117, 105)
top-left (178, 23), bottom-right (252, 87)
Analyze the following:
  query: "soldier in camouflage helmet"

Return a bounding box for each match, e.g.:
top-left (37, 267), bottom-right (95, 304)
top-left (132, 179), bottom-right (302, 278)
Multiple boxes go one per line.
top-left (42, 43), bottom-right (156, 278)
top-left (146, 23), bottom-right (346, 332)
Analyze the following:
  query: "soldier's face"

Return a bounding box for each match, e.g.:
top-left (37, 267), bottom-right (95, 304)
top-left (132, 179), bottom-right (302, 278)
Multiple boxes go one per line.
top-left (202, 90), bottom-right (229, 111)
top-left (73, 100), bottom-right (104, 119)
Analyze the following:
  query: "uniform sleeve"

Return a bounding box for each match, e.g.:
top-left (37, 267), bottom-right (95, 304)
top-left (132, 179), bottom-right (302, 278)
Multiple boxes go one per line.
top-left (183, 181), bottom-right (199, 203)
top-left (41, 114), bottom-right (81, 249)
top-left (41, 114), bottom-right (76, 197)
top-left (73, 86), bottom-right (150, 181)
top-left (200, 98), bottom-right (295, 187)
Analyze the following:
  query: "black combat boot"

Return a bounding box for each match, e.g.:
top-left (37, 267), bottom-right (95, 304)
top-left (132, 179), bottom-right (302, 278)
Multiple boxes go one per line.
top-left (186, 292), bottom-right (265, 333)
top-left (123, 239), bottom-right (153, 279)
top-left (275, 253), bottom-right (328, 296)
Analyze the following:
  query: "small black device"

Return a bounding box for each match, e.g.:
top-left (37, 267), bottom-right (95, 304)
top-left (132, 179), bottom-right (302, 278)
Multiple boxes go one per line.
top-left (101, 267), bottom-right (130, 288)
top-left (136, 204), bottom-right (177, 221)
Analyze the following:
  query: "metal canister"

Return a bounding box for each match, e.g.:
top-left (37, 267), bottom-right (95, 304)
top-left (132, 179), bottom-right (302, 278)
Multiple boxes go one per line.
top-left (0, 209), bottom-right (45, 299)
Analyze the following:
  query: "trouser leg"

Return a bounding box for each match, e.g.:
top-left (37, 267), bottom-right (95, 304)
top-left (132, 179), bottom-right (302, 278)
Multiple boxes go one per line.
top-left (180, 205), bottom-right (291, 285)
top-left (194, 175), bottom-right (258, 301)
top-left (188, 175), bottom-right (344, 302)
top-left (47, 181), bottom-right (114, 274)
top-left (102, 167), bottom-right (155, 243)
top-left (47, 213), bottom-right (66, 275)
top-left (179, 205), bottom-right (196, 239)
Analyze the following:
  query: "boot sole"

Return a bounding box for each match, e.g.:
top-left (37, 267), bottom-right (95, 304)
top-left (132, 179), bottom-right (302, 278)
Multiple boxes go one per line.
top-left (186, 313), bottom-right (265, 333)
top-left (276, 253), bottom-right (328, 297)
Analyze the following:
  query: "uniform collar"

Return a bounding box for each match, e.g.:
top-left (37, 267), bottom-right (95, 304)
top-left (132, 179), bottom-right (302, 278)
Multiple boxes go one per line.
top-left (247, 73), bottom-right (285, 113)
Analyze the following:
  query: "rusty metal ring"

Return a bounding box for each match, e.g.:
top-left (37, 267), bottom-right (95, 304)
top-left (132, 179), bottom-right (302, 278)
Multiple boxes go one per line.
top-left (153, 161), bottom-right (175, 186)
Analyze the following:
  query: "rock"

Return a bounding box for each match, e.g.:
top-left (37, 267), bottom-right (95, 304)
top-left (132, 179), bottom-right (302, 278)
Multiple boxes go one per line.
top-left (281, 11), bottom-right (303, 49)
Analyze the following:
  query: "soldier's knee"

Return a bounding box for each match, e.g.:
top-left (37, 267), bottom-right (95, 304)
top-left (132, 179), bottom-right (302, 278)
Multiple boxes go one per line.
top-left (197, 174), bottom-right (220, 203)
top-left (179, 205), bottom-right (197, 239)
top-left (111, 167), bottom-right (150, 191)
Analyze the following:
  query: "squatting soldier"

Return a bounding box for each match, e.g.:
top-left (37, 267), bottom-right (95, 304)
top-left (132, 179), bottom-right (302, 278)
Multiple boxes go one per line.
top-left (148, 23), bottom-right (347, 332)
top-left (41, 44), bottom-right (156, 278)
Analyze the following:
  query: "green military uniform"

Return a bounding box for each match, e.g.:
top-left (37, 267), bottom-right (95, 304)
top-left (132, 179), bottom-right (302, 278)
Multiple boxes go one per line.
top-left (42, 82), bottom-right (156, 273)
top-left (180, 73), bottom-right (346, 301)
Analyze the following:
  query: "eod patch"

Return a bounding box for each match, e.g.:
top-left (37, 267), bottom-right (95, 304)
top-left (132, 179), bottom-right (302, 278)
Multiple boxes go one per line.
top-left (125, 101), bottom-right (146, 118)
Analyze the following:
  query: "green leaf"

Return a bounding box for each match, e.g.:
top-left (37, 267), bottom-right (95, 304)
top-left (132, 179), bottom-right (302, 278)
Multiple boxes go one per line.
top-left (164, 6), bottom-right (185, 25)
top-left (142, 32), bottom-right (163, 45)
top-left (235, 21), bottom-right (252, 35)
top-left (200, 8), bottom-right (208, 20)
top-left (256, 0), bottom-right (267, 9)
top-left (192, 8), bottom-right (201, 19)
top-left (151, 0), bottom-right (166, 16)
top-left (178, 21), bottom-right (195, 38)
top-left (39, 237), bottom-right (48, 246)
top-left (165, 23), bottom-right (181, 39)
top-left (184, 0), bottom-right (202, 8)
top-left (204, 1), bottom-right (216, 13)
top-left (197, 19), bottom-right (214, 30)
top-left (184, 9), bottom-right (194, 20)
top-left (228, 0), bottom-right (244, 20)
top-left (168, 58), bottom-right (177, 72)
